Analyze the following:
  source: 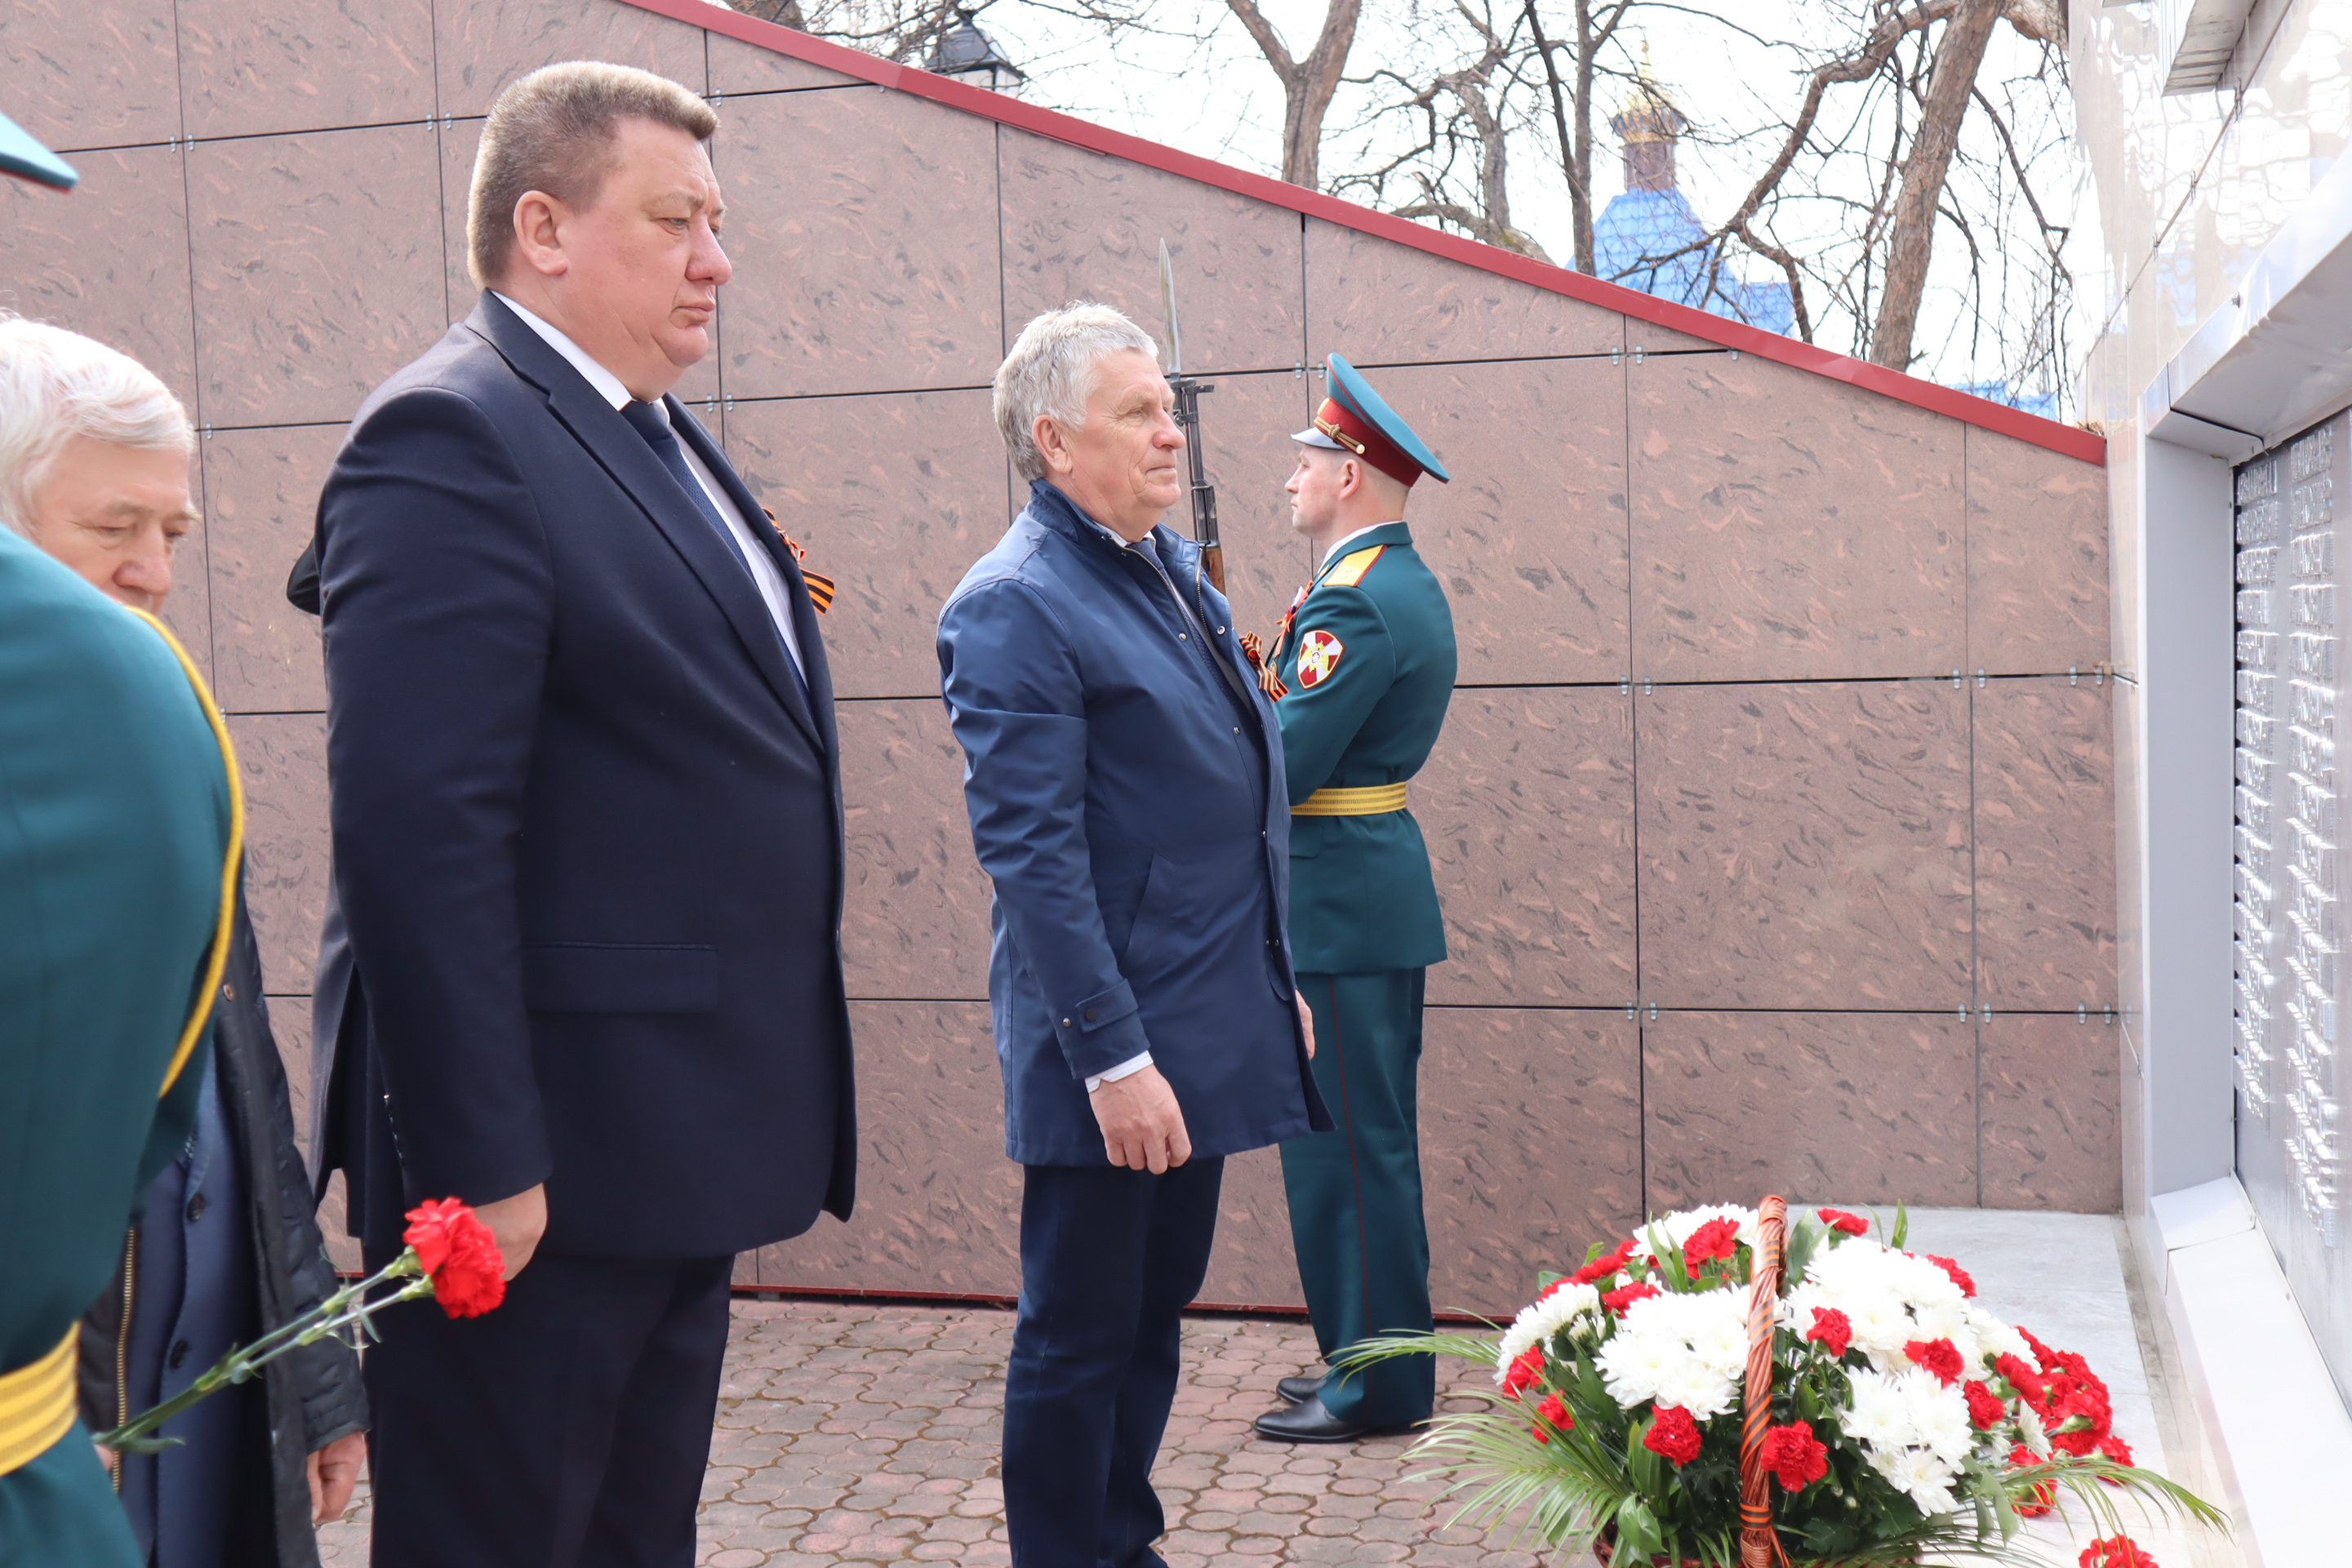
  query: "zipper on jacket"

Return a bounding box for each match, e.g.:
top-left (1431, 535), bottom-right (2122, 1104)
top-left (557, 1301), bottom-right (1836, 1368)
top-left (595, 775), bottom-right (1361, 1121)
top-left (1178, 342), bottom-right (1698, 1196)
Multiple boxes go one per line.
top-left (111, 1225), bottom-right (136, 1491)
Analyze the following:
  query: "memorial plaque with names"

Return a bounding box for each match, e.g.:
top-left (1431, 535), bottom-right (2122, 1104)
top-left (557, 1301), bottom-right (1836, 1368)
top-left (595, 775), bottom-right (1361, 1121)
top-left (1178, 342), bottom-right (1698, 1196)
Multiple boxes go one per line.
top-left (2234, 410), bottom-right (2352, 1400)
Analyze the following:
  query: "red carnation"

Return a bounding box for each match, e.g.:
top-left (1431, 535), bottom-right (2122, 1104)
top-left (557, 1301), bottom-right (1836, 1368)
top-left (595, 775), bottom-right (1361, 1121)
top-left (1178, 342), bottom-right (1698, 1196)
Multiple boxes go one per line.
top-left (1995, 1353), bottom-right (2049, 1408)
top-left (1502, 1347), bottom-right (1545, 1397)
top-left (1905, 1336), bottom-right (1964, 1387)
top-left (1758, 1419), bottom-right (1829, 1492)
top-left (1816, 1208), bottom-right (1869, 1237)
top-left (1963, 1379), bottom-right (2006, 1429)
top-left (2079, 1537), bottom-right (2160, 1568)
top-left (1806, 1307), bottom-right (1853, 1358)
top-left (1536, 1277), bottom-right (1572, 1304)
top-left (2048, 1384), bottom-right (2114, 1456)
top-left (1682, 1216), bottom-right (1743, 1277)
top-left (1572, 1237), bottom-right (1640, 1286)
top-left (2097, 1434), bottom-right (2135, 1468)
top-left (402, 1197), bottom-right (507, 1320)
top-left (1643, 1405), bottom-right (1703, 1466)
top-left (2007, 1445), bottom-right (2056, 1517)
top-left (1603, 1281), bottom-right (1661, 1316)
top-left (1531, 1392), bottom-right (1574, 1443)
top-left (1925, 1254), bottom-right (1978, 1298)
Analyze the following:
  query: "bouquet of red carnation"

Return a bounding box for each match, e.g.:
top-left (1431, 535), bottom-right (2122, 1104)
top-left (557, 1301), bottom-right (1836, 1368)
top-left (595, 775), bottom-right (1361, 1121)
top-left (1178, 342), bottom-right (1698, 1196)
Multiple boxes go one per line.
top-left (96, 1198), bottom-right (505, 1452)
top-left (1343, 1198), bottom-right (2225, 1567)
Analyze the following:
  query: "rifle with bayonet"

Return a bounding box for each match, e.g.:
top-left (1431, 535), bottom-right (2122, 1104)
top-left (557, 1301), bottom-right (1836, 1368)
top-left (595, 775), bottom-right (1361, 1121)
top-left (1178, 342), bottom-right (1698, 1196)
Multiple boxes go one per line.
top-left (1158, 239), bottom-right (1225, 593)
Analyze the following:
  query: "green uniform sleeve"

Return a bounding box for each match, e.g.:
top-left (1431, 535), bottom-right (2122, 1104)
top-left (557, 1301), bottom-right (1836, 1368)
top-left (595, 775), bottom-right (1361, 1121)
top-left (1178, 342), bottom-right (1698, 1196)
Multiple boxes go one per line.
top-left (1276, 586), bottom-right (1395, 804)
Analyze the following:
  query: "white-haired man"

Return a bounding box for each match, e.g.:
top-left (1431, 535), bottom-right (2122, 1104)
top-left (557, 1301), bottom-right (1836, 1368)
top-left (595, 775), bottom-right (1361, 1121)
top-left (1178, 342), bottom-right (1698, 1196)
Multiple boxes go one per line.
top-left (308, 62), bottom-right (852, 1567)
top-left (937, 303), bottom-right (1327, 1567)
top-left (0, 317), bottom-right (367, 1568)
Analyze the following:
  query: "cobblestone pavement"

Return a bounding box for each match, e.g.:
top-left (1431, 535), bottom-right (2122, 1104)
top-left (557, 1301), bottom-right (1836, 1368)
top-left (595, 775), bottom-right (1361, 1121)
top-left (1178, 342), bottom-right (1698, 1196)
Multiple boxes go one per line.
top-left (319, 1299), bottom-right (1569, 1566)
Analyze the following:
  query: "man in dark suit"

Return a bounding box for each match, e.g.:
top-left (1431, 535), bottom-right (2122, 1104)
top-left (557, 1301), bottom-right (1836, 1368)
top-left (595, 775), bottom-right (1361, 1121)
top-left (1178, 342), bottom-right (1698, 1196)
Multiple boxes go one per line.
top-left (309, 62), bottom-right (854, 1568)
top-left (938, 304), bottom-right (1329, 1568)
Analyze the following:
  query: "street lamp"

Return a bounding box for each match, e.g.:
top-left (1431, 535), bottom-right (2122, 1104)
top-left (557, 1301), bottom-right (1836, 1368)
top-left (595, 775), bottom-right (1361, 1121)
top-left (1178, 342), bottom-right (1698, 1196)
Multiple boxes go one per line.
top-left (925, 7), bottom-right (1025, 94)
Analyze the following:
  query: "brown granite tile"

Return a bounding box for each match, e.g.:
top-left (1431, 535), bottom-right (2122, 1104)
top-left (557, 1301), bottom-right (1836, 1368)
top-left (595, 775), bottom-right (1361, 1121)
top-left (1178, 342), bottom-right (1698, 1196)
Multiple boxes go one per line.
top-left (1631, 352), bottom-right (1966, 682)
top-left (202, 424), bottom-right (337, 713)
top-left (176, 0), bottom-right (434, 141)
top-left (1369, 356), bottom-right (1628, 685)
top-left (1967, 426), bottom-right (2110, 676)
top-left (432, 0), bottom-right (706, 119)
top-left (1000, 125), bottom-right (1304, 375)
top-left (228, 713), bottom-right (331, 1001)
top-left (707, 31), bottom-right (867, 96)
top-left (1645, 1011), bottom-right (1979, 1210)
top-left (726, 389), bottom-right (1007, 700)
top-left (1976, 676), bottom-right (2117, 1011)
top-left (1424, 1007), bottom-right (1642, 1321)
top-left (439, 114), bottom-right (720, 406)
top-left (1422, 687), bottom-right (1635, 1007)
top-left (838, 699), bottom-right (993, 1002)
top-left (1196, 1146), bottom-right (1300, 1310)
top-left (0, 2), bottom-right (180, 150)
top-left (158, 491), bottom-right (215, 688)
top-left (0, 144), bottom-right (198, 417)
top-left (1981, 1012), bottom-right (2121, 1211)
top-left (716, 87), bottom-right (1002, 399)
top-left (188, 124), bottom-right (447, 427)
top-left (1638, 681), bottom-right (1973, 1011)
top-left (1303, 216), bottom-right (1622, 366)
top-left (753, 1000), bottom-right (1021, 1296)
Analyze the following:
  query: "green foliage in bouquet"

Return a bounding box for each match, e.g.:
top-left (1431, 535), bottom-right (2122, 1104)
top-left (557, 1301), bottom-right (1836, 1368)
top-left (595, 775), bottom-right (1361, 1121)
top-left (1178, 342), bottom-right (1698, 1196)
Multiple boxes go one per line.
top-left (1341, 1203), bottom-right (2225, 1567)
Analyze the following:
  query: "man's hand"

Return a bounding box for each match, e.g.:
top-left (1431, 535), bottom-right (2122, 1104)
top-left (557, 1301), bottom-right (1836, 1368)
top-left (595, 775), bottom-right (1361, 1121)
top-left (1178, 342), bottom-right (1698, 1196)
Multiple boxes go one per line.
top-left (474, 1183), bottom-right (547, 1280)
top-left (308, 1429), bottom-right (368, 1522)
top-left (1090, 1065), bottom-right (1191, 1173)
top-left (1297, 993), bottom-right (1316, 1060)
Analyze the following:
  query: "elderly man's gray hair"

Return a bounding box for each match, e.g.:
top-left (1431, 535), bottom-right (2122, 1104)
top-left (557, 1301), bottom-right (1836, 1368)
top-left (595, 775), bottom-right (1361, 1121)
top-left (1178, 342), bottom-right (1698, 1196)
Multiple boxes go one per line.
top-left (0, 315), bottom-right (192, 536)
top-left (994, 304), bottom-right (1159, 482)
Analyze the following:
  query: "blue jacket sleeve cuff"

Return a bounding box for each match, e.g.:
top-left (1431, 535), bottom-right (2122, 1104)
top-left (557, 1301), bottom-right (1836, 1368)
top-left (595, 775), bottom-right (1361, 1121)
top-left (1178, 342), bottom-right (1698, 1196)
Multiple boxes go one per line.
top-left (1054, 980), bottom-right (1149, 1078)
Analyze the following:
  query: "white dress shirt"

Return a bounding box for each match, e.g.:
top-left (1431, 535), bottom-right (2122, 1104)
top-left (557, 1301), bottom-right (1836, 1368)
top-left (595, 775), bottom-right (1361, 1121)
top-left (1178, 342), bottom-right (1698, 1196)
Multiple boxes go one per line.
top-left (491, 292), bottom-right (806, 679)
top-left (1318, 519), bottom-right (1400, 572)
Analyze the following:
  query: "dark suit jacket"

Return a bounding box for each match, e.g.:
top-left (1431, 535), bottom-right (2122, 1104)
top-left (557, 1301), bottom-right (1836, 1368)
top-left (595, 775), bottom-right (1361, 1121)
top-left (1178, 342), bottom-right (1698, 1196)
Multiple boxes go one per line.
top-left (312, 293), bottom-right (854, 1260)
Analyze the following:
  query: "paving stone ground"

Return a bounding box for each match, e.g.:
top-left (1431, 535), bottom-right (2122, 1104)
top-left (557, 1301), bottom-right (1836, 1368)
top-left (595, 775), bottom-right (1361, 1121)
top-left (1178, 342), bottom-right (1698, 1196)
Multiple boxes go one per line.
top-left (319, 1300), bottom-right (1567, 1566)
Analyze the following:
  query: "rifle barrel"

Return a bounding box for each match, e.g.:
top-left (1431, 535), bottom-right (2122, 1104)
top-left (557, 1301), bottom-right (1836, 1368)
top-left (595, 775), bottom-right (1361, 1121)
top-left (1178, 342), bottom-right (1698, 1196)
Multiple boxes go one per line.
top-left (1172, 375), bottom-right (1224, 592)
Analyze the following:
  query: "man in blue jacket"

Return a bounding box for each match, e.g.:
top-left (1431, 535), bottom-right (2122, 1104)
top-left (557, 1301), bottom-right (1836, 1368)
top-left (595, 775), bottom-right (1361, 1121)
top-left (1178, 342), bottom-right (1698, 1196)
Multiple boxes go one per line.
top-left (939, 303), bottom-right (1328, 1568)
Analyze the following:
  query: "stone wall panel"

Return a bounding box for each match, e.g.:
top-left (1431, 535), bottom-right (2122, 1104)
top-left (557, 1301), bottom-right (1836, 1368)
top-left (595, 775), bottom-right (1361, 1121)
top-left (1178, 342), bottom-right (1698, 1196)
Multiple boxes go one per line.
top-left (1976, 677), bottom-right (2118, 1010)
top-left (1303, 217), bottom-right (1622, 365)
top-left (202, 424), bottom-right (339, 713)
top-left (176, 0), bottom-right (434, 141)
top-left (1981, 1012), bottom-right (2122, 1211)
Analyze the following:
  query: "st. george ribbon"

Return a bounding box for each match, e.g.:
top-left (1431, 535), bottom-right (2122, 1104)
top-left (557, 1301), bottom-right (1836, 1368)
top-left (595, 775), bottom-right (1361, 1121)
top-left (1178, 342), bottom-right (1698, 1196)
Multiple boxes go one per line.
top-left (1158, 239), bottom-right (1225, 593)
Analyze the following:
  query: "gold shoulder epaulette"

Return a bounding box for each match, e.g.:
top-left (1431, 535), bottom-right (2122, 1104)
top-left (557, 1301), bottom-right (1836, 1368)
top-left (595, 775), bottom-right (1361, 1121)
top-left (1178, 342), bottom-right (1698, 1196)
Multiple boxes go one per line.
top-left (1323, 545), bottom-right (1385, 589)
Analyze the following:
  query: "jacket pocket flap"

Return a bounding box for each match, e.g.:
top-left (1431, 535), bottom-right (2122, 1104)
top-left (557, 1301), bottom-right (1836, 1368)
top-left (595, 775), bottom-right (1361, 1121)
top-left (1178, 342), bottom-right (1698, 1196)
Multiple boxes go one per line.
top-left (523, 944), bottom-right (719, 1015)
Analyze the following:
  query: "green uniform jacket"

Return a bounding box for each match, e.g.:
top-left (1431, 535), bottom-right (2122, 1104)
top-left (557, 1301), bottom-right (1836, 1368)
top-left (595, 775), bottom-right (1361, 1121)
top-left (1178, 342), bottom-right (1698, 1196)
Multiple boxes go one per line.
top-left (0, 531), bottom-right (227, 1568)
top-left (1269, 522), bottom-right (1456, 975)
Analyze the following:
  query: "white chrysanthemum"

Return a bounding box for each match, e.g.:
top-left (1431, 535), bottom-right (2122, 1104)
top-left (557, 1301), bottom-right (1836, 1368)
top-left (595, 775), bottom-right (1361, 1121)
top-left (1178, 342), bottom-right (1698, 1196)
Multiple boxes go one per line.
top-left (1909, 1384), bottom-right (1976, 1464)
top-left (1790, 1241), bottom-right (1981, 1375)
top-left (1888, 1447), bottom-right (1959, 1517)
top-left (1595, 1290), bottom-right (1748, 1419)
top-left (1843, 1368), bottom-right (1914, 1446)
top-left (1968, 1308), bottom-right (2032, 1366)
top-left (2016, 1401), bottom-right (2052, 1459)
top-left (1842, 1366), bottom-right (1972, 1515)
top-left (1492, 1281), bottom-right (1603, 1381)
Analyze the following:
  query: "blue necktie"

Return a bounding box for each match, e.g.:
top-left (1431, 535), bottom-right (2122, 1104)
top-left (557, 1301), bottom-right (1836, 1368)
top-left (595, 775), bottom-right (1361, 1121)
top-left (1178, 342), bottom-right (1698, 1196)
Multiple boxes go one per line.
top-left (620, 399), bottom-right (808, 702)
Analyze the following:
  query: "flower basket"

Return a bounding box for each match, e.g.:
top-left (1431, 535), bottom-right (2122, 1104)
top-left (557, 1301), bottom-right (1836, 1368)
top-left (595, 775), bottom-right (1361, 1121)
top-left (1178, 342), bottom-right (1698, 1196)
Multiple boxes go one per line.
top-left (1341, 1197), bottom-right (2226, 1568)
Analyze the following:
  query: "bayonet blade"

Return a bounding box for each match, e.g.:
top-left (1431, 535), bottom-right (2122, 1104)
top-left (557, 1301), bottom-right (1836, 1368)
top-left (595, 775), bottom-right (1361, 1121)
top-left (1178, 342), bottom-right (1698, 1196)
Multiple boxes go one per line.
top-left (1158, 238), bottom-right (1183, 377)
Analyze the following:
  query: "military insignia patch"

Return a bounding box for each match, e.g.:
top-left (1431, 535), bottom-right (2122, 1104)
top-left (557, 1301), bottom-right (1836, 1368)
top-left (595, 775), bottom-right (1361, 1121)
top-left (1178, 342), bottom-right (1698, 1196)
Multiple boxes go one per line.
top-left (1296, 629), bottom-right (1345, 688)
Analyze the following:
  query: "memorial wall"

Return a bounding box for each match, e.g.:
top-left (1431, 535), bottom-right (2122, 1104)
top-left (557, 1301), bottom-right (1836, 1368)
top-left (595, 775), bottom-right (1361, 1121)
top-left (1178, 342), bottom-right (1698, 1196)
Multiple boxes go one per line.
top-left (0, 0), bottom-right (2114, 1317)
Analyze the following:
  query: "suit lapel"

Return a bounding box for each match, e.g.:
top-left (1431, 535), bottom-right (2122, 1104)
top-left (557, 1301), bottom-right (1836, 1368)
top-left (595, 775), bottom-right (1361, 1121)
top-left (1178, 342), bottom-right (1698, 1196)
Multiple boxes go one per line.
top-left (669, 399), bottom-right (836, 757)
top-left (466, 299), bottom-right (822, 749)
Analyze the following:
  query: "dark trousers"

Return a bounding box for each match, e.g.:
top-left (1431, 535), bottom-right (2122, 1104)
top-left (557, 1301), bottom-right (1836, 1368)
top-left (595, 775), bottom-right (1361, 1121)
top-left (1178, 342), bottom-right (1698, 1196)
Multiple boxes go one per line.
top-left (360, 1240), bottom-right (732, 1568)
top-left (1002, 1157), bottom-right (1224, 1568)
top-left (1278, 969), bottom-right (1434, 1425)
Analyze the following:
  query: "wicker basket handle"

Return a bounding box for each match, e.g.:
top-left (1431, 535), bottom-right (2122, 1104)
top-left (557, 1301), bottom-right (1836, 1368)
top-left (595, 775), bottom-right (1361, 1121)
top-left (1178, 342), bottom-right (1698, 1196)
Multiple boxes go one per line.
top-left (1739, 1195), bottom-right (1789, 1568)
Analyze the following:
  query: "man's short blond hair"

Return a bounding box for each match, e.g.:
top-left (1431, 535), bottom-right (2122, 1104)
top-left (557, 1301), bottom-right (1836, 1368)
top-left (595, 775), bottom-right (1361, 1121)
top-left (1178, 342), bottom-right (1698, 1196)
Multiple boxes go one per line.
top-left (0, 315), bottom-right (191, 536)
top-left (467, 60), bottom-right (719, 291)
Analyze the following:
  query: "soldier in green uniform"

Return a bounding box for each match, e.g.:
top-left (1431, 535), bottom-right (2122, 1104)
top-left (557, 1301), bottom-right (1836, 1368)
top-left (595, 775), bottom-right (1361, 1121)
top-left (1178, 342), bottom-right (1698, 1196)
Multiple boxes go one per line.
top-left (1251, 354), bottom-right (1457, 1444)
top-left (0, 525), bottom-right (236, 1563)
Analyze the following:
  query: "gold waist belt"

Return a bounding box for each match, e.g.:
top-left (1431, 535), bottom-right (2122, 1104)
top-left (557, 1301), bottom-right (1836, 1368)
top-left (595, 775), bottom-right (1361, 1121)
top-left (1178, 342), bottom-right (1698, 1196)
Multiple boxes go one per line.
top-left (1294, 783), bottom-right (1409, 816)
top-left (0, 1329), bottom-right (78, 1477)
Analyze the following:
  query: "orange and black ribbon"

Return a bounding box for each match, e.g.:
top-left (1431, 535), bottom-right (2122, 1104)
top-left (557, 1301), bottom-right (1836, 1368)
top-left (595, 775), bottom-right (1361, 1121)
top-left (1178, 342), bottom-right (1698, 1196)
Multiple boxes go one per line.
top-left (1240, 633), bottom-right (1287, 700)
top-left (762, 508), bottom-right (834, 613)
